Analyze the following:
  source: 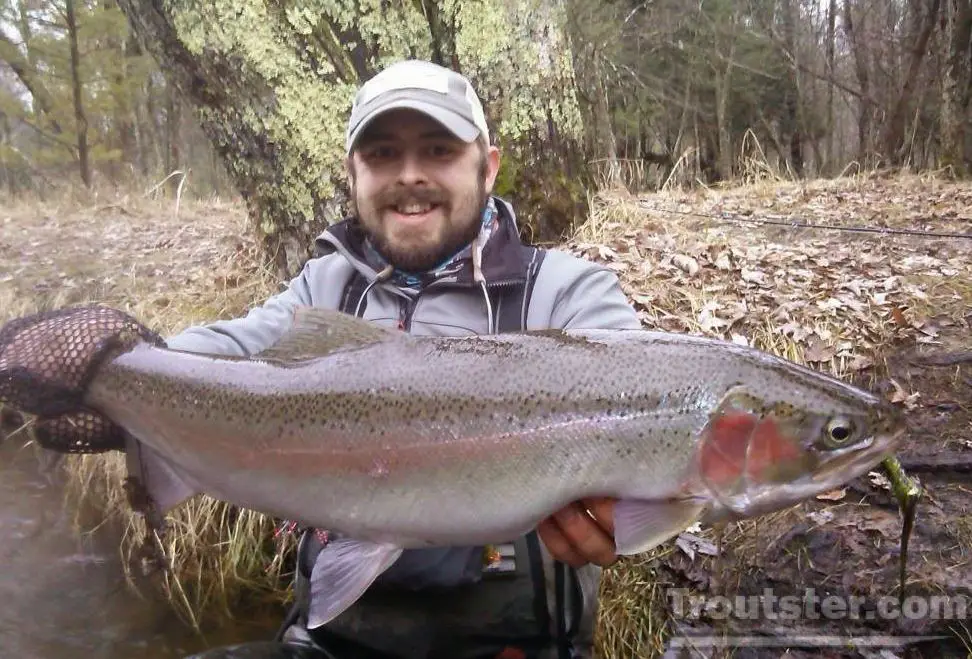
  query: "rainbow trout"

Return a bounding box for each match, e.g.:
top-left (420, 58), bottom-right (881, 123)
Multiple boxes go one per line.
top-left (74, 308), bottom-right (903, 626)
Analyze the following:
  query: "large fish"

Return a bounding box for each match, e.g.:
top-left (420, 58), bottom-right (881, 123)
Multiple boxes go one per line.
top-left (6, 307), bottom-right (906, 626)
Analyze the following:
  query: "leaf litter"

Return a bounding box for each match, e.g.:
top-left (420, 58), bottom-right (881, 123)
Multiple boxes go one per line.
top-left (580, 172), bottom-right (972, 658)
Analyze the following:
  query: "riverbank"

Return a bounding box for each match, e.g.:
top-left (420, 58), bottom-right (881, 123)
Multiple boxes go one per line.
top-left (2, 171), bottom-right (970, 657)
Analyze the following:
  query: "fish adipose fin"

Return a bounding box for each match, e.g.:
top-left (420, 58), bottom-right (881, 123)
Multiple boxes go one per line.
top-left (254, 307), bottom-right (406, 363)
top-left (614, 499), bottom-right (706, 555)
top-left (306, 538), bottom-right (404, 628)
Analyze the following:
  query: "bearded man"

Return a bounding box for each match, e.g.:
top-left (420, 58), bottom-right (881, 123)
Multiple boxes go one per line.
top-left (165, 59), bottom-right (643, 659)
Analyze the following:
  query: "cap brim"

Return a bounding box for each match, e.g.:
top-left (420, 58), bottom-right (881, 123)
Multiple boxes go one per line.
top-left (346, 99), bottom-right (480, 153)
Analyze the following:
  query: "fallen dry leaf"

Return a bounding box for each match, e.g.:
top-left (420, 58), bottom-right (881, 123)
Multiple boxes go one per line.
top-left (816, 488), bottom-right (847, 501)
top-left (868, 471), bottom-right (892, 491)
top-left (804, 336), bottom-right (836, 363)
top-left (675, 532), bottom-right (720, 561)
top-left (808, 509), bottom-right (835, 525)
top-left (672, 253), bottom-right (700, 276)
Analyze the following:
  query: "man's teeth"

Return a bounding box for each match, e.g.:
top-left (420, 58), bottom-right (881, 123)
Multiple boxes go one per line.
top-left (396, 203), bottom-right (433, 214)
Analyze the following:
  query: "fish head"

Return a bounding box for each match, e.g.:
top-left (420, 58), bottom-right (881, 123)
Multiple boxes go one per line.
top-left (696, 381), bottom-right (906, 521)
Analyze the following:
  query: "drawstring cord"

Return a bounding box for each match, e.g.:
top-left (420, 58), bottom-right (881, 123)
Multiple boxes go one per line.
top-left (353, 264), bottom-right (394, 318)
top-left (471, 234), bottom-right (494, 334)
top-left (479, 280), bottom-right (494, 335)
top-left (354, 240), bottom-right (495, 335)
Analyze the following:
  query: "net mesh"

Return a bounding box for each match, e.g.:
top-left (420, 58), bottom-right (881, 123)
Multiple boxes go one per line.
top-left (0, 305), bottom-right (162, 452)
top-left (34, 409), bottom-right (130, 453)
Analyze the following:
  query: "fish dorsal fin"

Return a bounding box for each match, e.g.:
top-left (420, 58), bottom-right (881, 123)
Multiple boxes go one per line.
top-left (253, 306), bottom-right (403, 363)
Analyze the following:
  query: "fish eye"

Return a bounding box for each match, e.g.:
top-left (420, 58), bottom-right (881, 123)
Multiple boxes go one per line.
top-left (825, 417), bottom-right (855, 445)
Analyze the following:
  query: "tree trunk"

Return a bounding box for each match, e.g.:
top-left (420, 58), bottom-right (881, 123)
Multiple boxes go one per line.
top-left (880, 0), bottom-right (942, 164)
top-left (827, 0), bottom-right (837, 171)
top-left (843, 0), bottom-right (873, 165)
top-left (714, 48), bottom-right (736, 181)
top-left (106, 2), bottom-right (138, 184)
top-left (114, 0), bottom-right (590, 280)
top-left (140, 76), bottom-right (162, 177)
top-left (164, 93), bottom-right (181, 179)
top-left (780, 0), bottom-right (804, 177)
top-left (942, 0), bottom-right (972, 176)
top-left (65, 0), bottom-right (92, 188)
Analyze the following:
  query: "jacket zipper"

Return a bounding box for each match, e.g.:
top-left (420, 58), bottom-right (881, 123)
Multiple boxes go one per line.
top-left (399, 292), bottom-right (419, 331)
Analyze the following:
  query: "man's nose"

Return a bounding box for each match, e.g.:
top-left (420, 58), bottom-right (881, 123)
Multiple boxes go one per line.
top-left (396, 151), bottom-right (428, 185)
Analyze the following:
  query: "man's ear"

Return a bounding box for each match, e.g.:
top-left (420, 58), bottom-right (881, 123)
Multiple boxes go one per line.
top-left (483, 145), bottom-right (501, 193)
top-left (345, 155), bottom-right (356, 184)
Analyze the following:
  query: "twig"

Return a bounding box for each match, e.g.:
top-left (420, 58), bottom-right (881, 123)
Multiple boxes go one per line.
top-left (143, 169), bottom-right (186, 199)
top-left (910, 352), bottom-right (972, 366)
top-left (174, 168), bottom-right (190, 219)
top-left (899, 453), bottom-right (972, 473)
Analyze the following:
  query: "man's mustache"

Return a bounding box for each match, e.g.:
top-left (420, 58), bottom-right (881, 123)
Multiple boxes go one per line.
top-left (374, 187), bottom-right (448, 207)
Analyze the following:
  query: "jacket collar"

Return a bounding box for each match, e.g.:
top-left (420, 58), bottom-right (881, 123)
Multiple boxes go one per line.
top-left (314, 196), bottom-right (534, 288)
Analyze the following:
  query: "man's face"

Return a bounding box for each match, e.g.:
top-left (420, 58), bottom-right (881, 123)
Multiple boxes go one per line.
top-left (348, 109), bottom-right (501, 272)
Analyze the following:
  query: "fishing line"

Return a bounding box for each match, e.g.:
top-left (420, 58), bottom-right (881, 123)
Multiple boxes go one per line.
top-left (638, 203), bottom-right (972, 241)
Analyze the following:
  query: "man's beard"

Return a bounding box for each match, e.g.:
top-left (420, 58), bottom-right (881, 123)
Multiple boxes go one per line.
top-left (350, 182), bottom-right (490, 273)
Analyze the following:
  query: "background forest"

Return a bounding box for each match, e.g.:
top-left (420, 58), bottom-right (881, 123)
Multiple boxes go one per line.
top-left (2, 1), bottom-right (967, 250)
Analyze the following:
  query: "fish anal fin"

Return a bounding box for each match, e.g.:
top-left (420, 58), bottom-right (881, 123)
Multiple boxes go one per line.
top-left (306, 538), bottom-right (403, 628)
top-left (125, 436), bottom-right (198, 516)
top-left (614, 498), bottom-right (706, 555)
top-left (254, 306), bottom-right (403, 363)
top-left (124, 436), bottom-right (201, 575)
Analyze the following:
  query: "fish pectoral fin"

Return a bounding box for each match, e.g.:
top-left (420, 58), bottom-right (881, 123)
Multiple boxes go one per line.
top-left (306, 538), bottom-right (404, 629)
top-left (614, 499), bottom-right (706, 555)
top-left (254, 306), bottom-right (406, 363)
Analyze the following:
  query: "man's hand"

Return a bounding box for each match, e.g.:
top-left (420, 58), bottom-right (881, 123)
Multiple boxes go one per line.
top-left (538, 497), bottom-right (617, 568)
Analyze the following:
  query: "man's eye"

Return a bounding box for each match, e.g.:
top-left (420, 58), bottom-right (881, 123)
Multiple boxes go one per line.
top-left (428, 144), bottom-right (455, 157)
top-left (365, 146), bottom-right (395, 160)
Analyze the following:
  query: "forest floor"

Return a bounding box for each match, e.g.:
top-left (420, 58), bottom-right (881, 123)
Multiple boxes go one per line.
top-left (578, 171), bottom-right (972, 658)
top-left (1, 171), bottom-right (971, 658)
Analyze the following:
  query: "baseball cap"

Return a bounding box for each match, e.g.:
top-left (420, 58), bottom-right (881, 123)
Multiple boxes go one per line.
top-left (345, 59), bottom-right (490, 154)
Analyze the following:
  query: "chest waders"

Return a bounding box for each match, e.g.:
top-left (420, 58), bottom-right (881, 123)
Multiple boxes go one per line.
top-left (278, 246), bottom-right (587, 659)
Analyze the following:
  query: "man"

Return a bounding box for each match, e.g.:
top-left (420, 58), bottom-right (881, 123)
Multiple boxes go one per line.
top-left (166, 59), bottom-right (643, 658)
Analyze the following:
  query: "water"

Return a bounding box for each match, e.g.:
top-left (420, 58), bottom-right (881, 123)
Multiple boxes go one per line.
top-left (0, 434), bottom-right (279, 658)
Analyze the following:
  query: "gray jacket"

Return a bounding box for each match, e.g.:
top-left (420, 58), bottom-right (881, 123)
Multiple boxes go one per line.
top-left (165, 197), bottom-right (641, 658)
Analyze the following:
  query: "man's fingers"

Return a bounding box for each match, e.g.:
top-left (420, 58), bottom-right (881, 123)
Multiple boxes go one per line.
top-left (581, 497), bottom-right (616, 534)
top-left (551, 502), bottom-right (617, 567)
top-left (537, 517), bottom-right (586, 568)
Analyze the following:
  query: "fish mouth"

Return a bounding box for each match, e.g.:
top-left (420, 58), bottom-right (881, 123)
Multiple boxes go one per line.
top-left (812, 433), bottom-right (893, 482)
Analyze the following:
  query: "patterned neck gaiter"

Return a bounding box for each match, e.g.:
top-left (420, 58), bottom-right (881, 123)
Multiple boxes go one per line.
top-left (362, 196), bottom-right (499, 293)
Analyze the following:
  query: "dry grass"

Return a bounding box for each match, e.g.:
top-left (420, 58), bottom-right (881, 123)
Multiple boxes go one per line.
top-left (3, 171), bottom-right (972, 654)
top-left (594, 544), bottom-right (682, 658)
top-left (0, 187), bottom-right (296, 628)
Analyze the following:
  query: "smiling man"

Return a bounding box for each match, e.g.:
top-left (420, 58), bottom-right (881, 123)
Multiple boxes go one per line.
top-left (348, 110), bottom-right (496, 274)
top-left (174, 59), bottom-right (643, 659)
